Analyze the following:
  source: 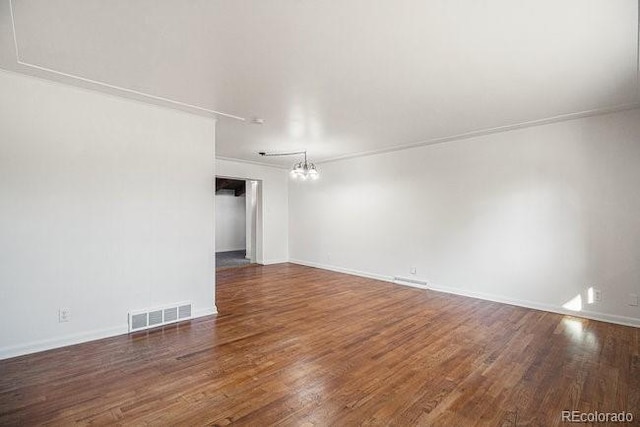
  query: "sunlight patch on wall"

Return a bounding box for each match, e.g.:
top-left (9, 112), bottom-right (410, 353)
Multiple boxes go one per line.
top-left (562, 294), bottom-right (583, 312)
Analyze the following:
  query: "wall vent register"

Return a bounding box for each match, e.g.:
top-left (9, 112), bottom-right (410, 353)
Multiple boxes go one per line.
top-left (128, 302), bottom-right (192, 332)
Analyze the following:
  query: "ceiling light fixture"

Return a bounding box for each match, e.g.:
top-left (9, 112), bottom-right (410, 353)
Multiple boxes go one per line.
top-left (258, 150), bottom-right (319, 180)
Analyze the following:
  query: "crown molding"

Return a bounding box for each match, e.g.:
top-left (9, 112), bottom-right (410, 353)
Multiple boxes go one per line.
top-left (215, 156), bottom-right (290, 170)
top-left (8, 0), bottom-right (245, 122)
top-left (318, 102), bottom-right (640, 165)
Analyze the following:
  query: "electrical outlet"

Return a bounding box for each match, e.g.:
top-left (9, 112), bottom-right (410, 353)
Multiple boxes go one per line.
top-left (629, 294), bottom-right (639, 307)
top-left (410, 267), bottom-right (417, 275)
top-left (58, 308), bottom-right (71, 323)
top-left (593, 288), bottom-right (602, 303)
top-left (327, 253), bottom-right (331, 261)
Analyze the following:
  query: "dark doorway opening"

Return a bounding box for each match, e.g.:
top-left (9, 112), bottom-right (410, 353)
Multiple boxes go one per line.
top-left (215, 177), bottom-right (260, 270)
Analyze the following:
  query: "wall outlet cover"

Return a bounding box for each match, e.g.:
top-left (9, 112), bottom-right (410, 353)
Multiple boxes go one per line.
top-left (58, 308), bottom-right (71, 322)
top-left (593, 288), bottom-right (602, 303)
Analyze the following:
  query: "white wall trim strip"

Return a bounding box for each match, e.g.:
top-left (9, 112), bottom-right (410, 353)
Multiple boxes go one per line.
top-left (427, 283), bottom-right (640, 329)
top-left (0, 325), bottom-right (127, 361)
top-left (262, 259), bottom-right (291, 266)
top-left (289, 260), bottom-right (640, 329)
top-left (0, 308), bottom-right (219, 361)
top-left (289, 259), bottom-right (394, 283)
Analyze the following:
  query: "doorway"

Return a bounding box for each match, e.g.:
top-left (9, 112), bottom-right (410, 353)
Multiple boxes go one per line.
top-left (215, 176), bottom-right (263, 270)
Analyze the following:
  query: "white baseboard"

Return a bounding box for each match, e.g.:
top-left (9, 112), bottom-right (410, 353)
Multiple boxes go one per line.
top-left (0, 325), bottom-right (128, 361)
top-left (427, 283), bottom-right (640, 328)
top-left (289, 259), bottom-right (394, 283)
top-left (262, 259), bottom-right (290, 266)
top-left (0, 306), bottom-right (220, 361)
top-left (195, 306), bottom-right (218, 317)
top-left (289, 259), bottom-right (640, 328)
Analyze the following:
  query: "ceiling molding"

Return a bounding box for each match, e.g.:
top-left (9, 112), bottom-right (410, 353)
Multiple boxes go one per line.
top-left (0, 67), bottom-right (223, 126)
top-left (8, 0), bottom-right (246, 122)
top-left (318, 102), bottom-right (640, 165)
top-left (7, 1), bottom-right (639, 167)
top-left (215, 156), bottom-right (290, 170)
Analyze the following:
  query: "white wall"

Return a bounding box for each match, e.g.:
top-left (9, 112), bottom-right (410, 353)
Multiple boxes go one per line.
top-left (216, 159), bottom-right (289, 264)
top-left (0, 71), bottom-right (217, 359)
top-left (215, 193), bottom-right (246, 252)
top-left (289, 109), bottom-right (640, 326)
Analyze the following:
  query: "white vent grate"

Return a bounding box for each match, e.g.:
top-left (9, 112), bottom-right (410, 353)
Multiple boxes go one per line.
top-left (164, 307), bottom-right (178, 323)
top-left (178, 304), bottom-right (192, 319)
top-left (131, 313), bottom-right (148, 330)
top-left (148, 310), bottom-right (163, 326)
top-left (129, 302), bottom-right (193, 333)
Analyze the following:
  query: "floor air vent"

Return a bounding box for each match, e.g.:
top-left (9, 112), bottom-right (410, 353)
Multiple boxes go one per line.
top-left (128, 302), bottom-right (192, 332)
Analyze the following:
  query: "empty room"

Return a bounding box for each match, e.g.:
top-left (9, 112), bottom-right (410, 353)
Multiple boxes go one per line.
top-left (1, 0), bottom-right (639, 425)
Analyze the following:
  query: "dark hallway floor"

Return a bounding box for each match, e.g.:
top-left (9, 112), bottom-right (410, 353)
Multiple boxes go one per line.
top-left (215, 250), bottom-right (251, 269)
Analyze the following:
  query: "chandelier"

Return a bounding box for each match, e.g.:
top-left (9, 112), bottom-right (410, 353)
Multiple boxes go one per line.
top-left (259, 150), bottom-right (319, 180)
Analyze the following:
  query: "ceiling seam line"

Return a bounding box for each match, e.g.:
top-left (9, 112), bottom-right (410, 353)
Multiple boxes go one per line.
top-left (8, 0), bottom-right (246, 122)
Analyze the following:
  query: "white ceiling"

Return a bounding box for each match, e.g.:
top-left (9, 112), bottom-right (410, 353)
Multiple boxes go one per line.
top-left (1, 0), bottom-right (639, 167)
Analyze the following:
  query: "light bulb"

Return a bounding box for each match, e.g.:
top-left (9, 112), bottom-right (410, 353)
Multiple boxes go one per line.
top-left (308, 166), bottom-right (319, 180)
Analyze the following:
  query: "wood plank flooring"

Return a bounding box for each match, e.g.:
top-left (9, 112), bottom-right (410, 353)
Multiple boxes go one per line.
top-left (1, 263), bottom-right (638, 426)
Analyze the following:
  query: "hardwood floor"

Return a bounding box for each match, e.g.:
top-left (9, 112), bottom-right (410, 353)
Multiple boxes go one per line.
top-left (1, 263), bottom-right (638, 426)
